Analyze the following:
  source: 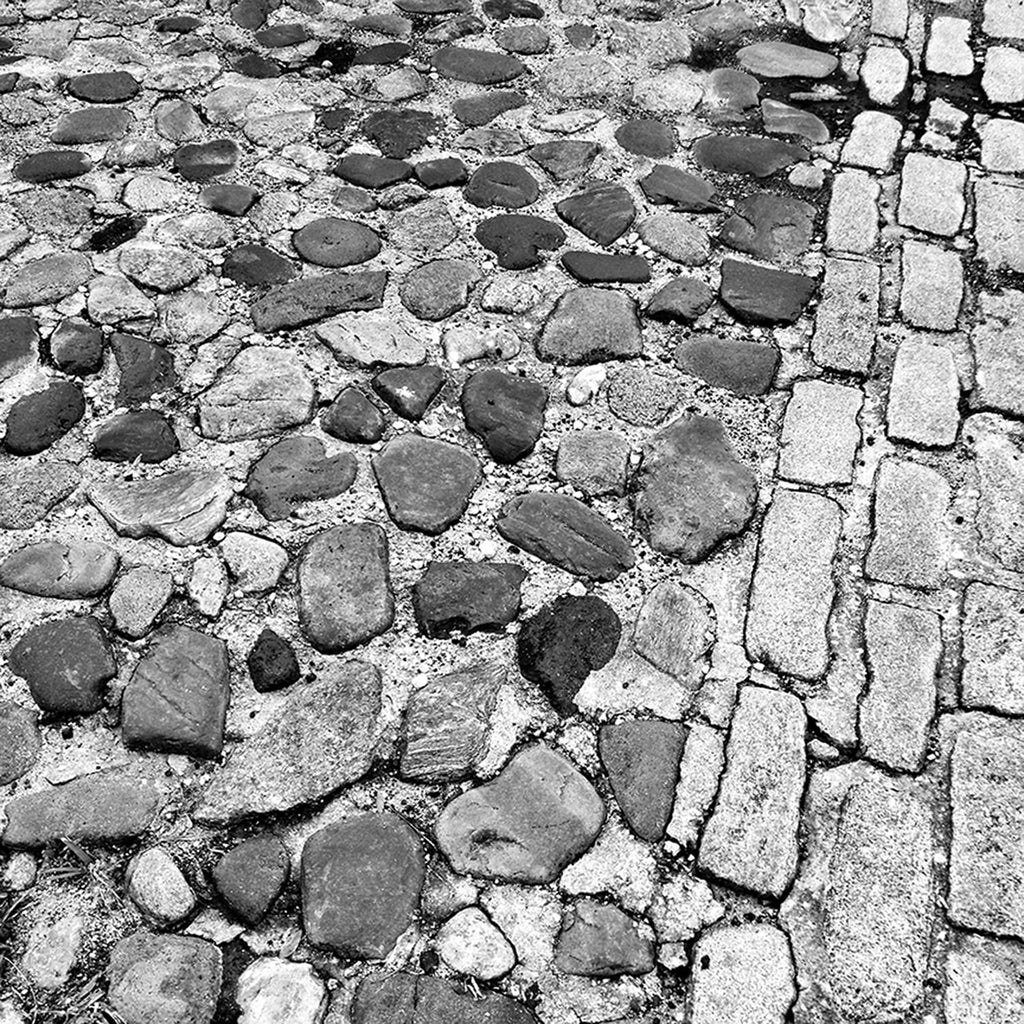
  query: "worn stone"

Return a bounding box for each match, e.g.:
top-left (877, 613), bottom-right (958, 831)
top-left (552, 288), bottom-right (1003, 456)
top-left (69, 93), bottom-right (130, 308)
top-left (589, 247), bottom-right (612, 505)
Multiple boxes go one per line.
top-left (554, 900), bottom-right (654, 977)
top-left (0, 539), bottom-right (117, 598)
top-left (812, 257), bottom-right (880, 373)
top-left (719, 258), bottom-right (816, 324)
top-left (437, 907), bottom-right (516, 980)
top-left (538, 288), bottom-right (642, 364)
top-left (412, 560), bottom-right (525, 637)
top-left (887, 339), bottom-right (959, 447)
top-left (555, 430), bottom-right (629, 497)
top-left (244, 436), bottom-right (357, 521)
top-left (898, 153), bottom-right (967, 237)
top-left (779, 380), bottom-right (862, 486)
top-left (250, 270), bottom-right (386, 332)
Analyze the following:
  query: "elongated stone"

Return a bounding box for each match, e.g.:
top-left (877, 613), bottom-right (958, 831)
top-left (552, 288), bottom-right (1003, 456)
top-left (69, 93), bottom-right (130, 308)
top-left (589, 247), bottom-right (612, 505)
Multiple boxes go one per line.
top-left (250, 270), bottom-right (386, 331)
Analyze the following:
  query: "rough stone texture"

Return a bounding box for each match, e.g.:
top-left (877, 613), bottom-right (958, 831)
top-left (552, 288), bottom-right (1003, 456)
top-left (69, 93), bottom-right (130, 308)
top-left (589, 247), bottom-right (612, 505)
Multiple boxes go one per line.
top-left (436, 744), bottom-right (605, 882)
top-left (812, 258), bottom-right (880, 374)
top-left (887, 339), bottom-right (960, 447)
top-left (746, 489), bottom-right (840, 680)
top-left (412, 560), bottom-right (525, 637)
top-left (778, 380), bottom-right (862, 486)
top-left (972, 290), bottom-right (1024, 418)
top-left (945, 933), bottom-right (1024, 1024)
top-left (554, 899), bottom-right (654, 977)
top-left (975, 180), bottom-right (1024, 274)
top-left (698, 687), bottom-right (805, 898)
top-left (900, 240), bottom-right (962, 331)
top-left (301, 813), bottom-right (425, 958)
top-left (212, 834), bottom-right (290, 925)
top-left (962, 583), bottom-right (1024, 715)
top-left (0, 539), bottom-right (118, 597)
top-left (859, 600), bottom-right (941, 772)
top-left (969, 415), bottom-right (1024, 573)
top-left (826, 171), bottom-right (879, 254)
top-left (195, 660), bottom-right (383, 822)
top-left (537, 288), bottom-right (643, 364)
top-left (898, 153), bottom-right (967, 237)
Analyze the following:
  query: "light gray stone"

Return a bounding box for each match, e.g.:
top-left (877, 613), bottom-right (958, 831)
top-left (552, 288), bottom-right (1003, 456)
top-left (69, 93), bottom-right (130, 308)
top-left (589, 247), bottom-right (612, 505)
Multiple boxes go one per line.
top-left (945, 933), bottom-right (1024, 1024)
top-left (984, 0), bottom-right (1024, 38)
top-left (859, 600), bottom-right (941, 772)
top-left (967, 415), bottom-right (1024, 572)
top-left (841, 111), bottom-right (902, 171)
top-left (698, 686), bottom-right (805, 898)
top-left (812, 258), bottom-right (880, 374)
top-left (963, 582), bottom-right (1024, 715)
top-left (982, 47), bottom-right (1024, 103)
top-left (746, 488), bottom-right (841, 681)
top-left (898, 153), bottom-right (967, 237)
top-left (887, 339), bottom-right (960, 446)
top-left (778, 380), bottom-right (862, 486)
top-left (976, 180), bottom-right (1024, 273)
top-left (865, 459), bottom-right (949, 588)
top-left (437, 907), bottom-right (516, 980)
top-left (126, 846), bottom-right (196, 928)
top-left (826, 171), bottom-right (879, 254)
top-left (556, 430), bottom-right (629, 497)
top-left (980, 117), bottom-right (1024, 172)
top-left (871, 0), bottom-right (908, 36)
top-left (973, 291), bottom-right (1024, 417)
top-left (666, 723), bottom-right (725, 849)
top-left (236, 959), bottom-right (328, 1024)
top-left (860, 45), bottom-right (908, 104)
top-left (925, 17), bottom-right (974, 76)
top-left (900, 240), bottom-right (962, 332)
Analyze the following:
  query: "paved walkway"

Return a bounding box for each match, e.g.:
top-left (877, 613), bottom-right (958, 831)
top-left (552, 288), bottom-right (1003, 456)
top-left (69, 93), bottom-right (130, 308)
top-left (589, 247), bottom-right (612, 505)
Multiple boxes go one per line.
top-left (0, 0), bottom-right (1023, 1021)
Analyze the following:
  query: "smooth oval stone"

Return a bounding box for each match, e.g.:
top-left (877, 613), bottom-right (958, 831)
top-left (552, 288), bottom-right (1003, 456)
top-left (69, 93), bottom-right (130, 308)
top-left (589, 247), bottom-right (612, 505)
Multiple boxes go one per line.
top-left (334, 152), bottom-right (414, 188)
top-left (484, 0), bottom-right (543, 17)
top-left (761, 98), bottom-right (831, 143)
top-left (13, 150), bottom-right (91, 183)
top-left (51, 107), bottom-right (132, 144)
top-left (639, 164), bottom-right (720, 210)
top-left (0, 539), bottom-right (118, 598)
top-left (556, 181), bottom-right (636, 245)
top-left (293, 217), bottom-right (381, 267)
top-left (415, 156), bottom-right (469, 189)
top-left (674, 334), bottom-right (780, 396)
top-left (255, 22), bottom-right (308, 46)
top-left (737, 40), bottom-right (839, 79)
top-left (172, 139), bottom-right (240, 181)
top-left (432, 46), bottom-right (526, 84)
top-left (476, 214), bottom-right (565, 269)
top-left (464, 160), bottom-right (539, 209)
top-left (453, 90), bottom-right (526, 127)
top-left (67, 70), bottom-right (140, 103)
top-left (222, 244), bottom-right (297, 286)
top-left (354, 41), bottom-right (412, 64)
top-left (4, 380), bottom-right (85, 455)
top-left (615, 118), bottom-right (676, 157)
top-left (702, 68), bottom-right (761, 120)
top-left (693, 135), bottom-right (809, 177)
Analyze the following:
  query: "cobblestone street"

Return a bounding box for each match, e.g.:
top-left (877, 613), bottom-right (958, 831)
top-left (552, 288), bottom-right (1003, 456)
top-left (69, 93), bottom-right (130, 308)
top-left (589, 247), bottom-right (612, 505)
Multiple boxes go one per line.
top-left (0, 0), bottom-right (1023, 1021)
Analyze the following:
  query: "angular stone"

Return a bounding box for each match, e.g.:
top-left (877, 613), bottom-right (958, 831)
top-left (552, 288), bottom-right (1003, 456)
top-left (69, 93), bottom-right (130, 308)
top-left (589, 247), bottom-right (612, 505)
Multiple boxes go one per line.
top-left (633, 66), bottom-right (705, 112)
top-left (719, 193), bottom-right (816, 262)
top-left (298, 524), bottom-right (394, 652)
top-left (887, 339), bottom-right (959, 447)
top-left (2, 766), bottom-right (170, 848)
top-left (322, 387), bottom-right (386, 444)
top-left (243, 436), bottom-right (357, 521)
top-left (555, 430), bottom-right (629, 497)
top-left (437, 906), bottom-right (515, 981)
top-left (666, 723), bottom-right (726, 848)
top-left (0, 539), bottom-right (117, 598)
top-left (246, 627), bottom-right (300, 693)
top-left (250, 270), bottom-right (386, 332)
top-left (195, 660), bottom-right (383, 823)
top-left (302, 813), bottom-right (424, 958)
top-left (400, 259), bottom-right (479, 320)
top-left (0, 459), bottom-right (78, 529)
top-left (737, 40), bottom-right (839, 77)
top-left (693, 135), bottom-right (808, 178)
top-left (615, 118), bottom-right (676, 157)
top-left (865, 459), bottom-right (949, 588)
top-left (111, 333), bottom-right (175, 406)
top-left (720, 258), bottom-right (816, 324)
top-left (976, 180), bottom-right (1024, 274)
top-left (462, 368), bottom-right (546, 462)
top-left (555, 181), bottom-right (635, 246)
top-left (639, 164), bottom-right (719, 211)
top-left (746, 488), bottom-right (841, 680)
top-left (436, 744), bottom-right (605, 882)
top-left (963, 583), bottom-right (1024, 716)
top-left (373, 434), bottom-right (480, 534)
top-left (3, 380), bottom-right (84, 454)
top-left (562, 251), bottom-right (650, 284)
top-left (122, 626), bottom-right (229, 760)
top-left (108, 932), bottom-right (221, 1024)
top-left (518, 595), bottom-right (621, 715)
top-left (945, 933), bottom-right (1024, 1024)
top-left (236, 959), bottom-right (327, 1024)
top-left (554, 900), bottom-right (654, 977)
top-left (861, 44), bottom-right (909, 104)
top-left (372, 365), bottom-right (445, 420)
top-left (698, 686), bottom-right (805, 898)
top-left (674, 336), bottom-right (778, 396)
top-left (199, 346), bottom-right (314, 440)
top-left (598, 720), bottom-right (685, 841)
top-left (475, 213), bottom-right (565, 269)
top-left (454, 90), bottom-right (525, 126)
top-left (93, 410), bottom-right (178, 464)
top-left (779, 380), bottom-right (862, 485)
top-left (646, 278), bottom-right (715, 322)
top-left (118, 243), bottom-right (203, 293)
top-left (50, 318), bottom-right (103, 376)
top-left (497, 492), bottom-right (635, 580)
top-left (841, 110), bottom-right (902, 171)
top-left (859, 600), bottom-right (940, 773)
top-left (812, 257), bottom-right (880, 373)
top-left (318, 315), bottom-right (426, 367)
top-left (412, 560), bottom-right (525, 637)
top-left (826, 170), bottom-right (880, 254)
top-left (401, 661), bottom-right (504, 780)
top-left (537, 288), bottom-right (642, 364)
top-left (633, 415), bottom-right (757, 562)
top-left (89, 469), bottom-right (232, 546)
top-left (213, 834), bottom-right (289, 926)
top-left (898, 153), bottom-right (967, 237)
top-left (0, 701), bottom-right (40, 785)
top-left (689, 925), bottom-right (795, 1024)
top-left (223, 244), bottom-right (296, 287)
top-left (9, 615), bottom-right (115, 716)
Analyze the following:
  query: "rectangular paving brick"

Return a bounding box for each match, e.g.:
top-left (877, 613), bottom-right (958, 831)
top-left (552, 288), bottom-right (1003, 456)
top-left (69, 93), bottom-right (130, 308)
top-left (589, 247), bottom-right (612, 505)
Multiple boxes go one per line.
top-left (812, 258), bottom-right (880, 374)
top-left (859, 600), bottom-right (941, 772)
top-left (968, 413), bottom-right (1024, 573)
top-left (898, 153), bottom-right (967, 237)
top-left (746, 488), bottom-right (841, 680)
top-left (963, 582), bottom-right (1024, 715)
top-left (666, 721), bottom-right (725, 849)
top-left (698, 686), bottom-right (805, 898)
top-left (887, 339), bottom-right (960, 447)
top-left (976, 180), bottom-right (1024, 273)
top-left (974, 290), bottom-right (1024, 418)
top-left (900, 239), bottom-right (963, 331)
top-left (826, 171), bottom-right (880, 254)
top-left (778, 380), bottom-right (862, 486)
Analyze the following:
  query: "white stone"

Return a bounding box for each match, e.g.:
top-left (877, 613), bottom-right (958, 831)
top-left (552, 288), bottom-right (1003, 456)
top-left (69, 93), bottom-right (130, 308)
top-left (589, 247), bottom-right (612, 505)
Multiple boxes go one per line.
top-left (189, 555), bottom-right (229, 618)
top-left (220, 532), bottom-right (288, 593)
top-left (841, 111), bottom-right (902, 171)
top-left (976, 180), bottom-right (1024, 273)
top-left (436, 907), bottom-right (516, 980)
top-left (983, 47), bottom-right (1024, 103)
top-left (945, 934), bottom-right (1024, 1024)
top-left (126, 847), bottom-right (196, 928)
top-left (963, 582), bottom-right (1024, 715)
top-left (871, 0), bottom-right (908, 37)
top-left (899, 241), bottom-right (963, 332)
top-left (778, 380), bottom-right (863, 486)
top-left (898, 153), bottom-right (966, 237)
top-left (887, 339), bottom-right (960, 447)
top-left (236, 958), bottom-right (328, 1024)
top-left (925, 17), bottom-right (974, 76)
top-left (826, 171), bottom-right (880, 254)
top-left (984, 0), bottom-right (1024, 38)
top-left (648, 872), bottom-right (724, 944)
top-left (22, 911), bottom-right (85, 989)
top-left (860, 46), bottom-right (909, 105)
top-left (667, 722), bottom-right (726, 848)
top-left (980, 117), bottom-right (1024, 172)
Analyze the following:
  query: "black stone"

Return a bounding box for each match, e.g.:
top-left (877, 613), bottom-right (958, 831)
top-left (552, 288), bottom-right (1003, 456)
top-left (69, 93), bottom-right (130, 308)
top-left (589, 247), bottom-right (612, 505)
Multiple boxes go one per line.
top-left (415, 157), bottom-right (469, 189)
top-left (13, 150), bottom-right (91, 183)
top-left (646, 277), bottom-right (715, 322)
top-left (719, 257), bottom-right (816, 324)
top-left (362, 109), bottom-right (440, 159)
top-left (0, 72), bottom-right (18, 94)
top-left (372, 365), bottom-right (445, 420)
top-left (173, 139), bottom-right (240, 181)
top-left (67, 71), bottom-right (139, 103)
top-left (201, 183), bottom-right (259, 216)
top-left (615, 119), bottom-right (676, 158)
top-left (222, 244), bottom-right (297, 287)
top-left (4, 381), bottom-right (85, 455)
top-left (244, 436), bottom-right (358, 520)
top-left (412, 560), bottom-right (526, 637)
top-left (156, 14), bottom-right (203, 30)
top-left (464, 161), bottom-right (539, 209)
top-left (461, 368), bottom-right (547, 463)
top-left (49, 319), bottom-right (103, 376)
top-left (51, 108), bottom-right (132, 145)
top-left (246, 628), bottom-right (301, 693)
top-left (528, 140), bottom-right (600, 181)
top-left (255, 22), bottom-right (308, 46)
top-left (312, 38), bottom-right (359, 73)
top-left (397, 0), bottom-right (471, 12)
top-left (517, 596), bottom-right (621, 716)
top-left (111, 333), bottom-right (176, 405)
top-left (692, 134), bottom-right (808, 177)
top-left (354, 42), bottom-right (411, 64)
top-left (233, 53), bottom-right (282, 78)
top-left (318, 106), bottom-right (355, 133)
top-left (321, 387), bottom-right (387, 443)
top-left (639, 164), bottom-right (720, 211)
top-left (231, 0), bottom-right (279, 30)
top-left (431, 45), bottom-right (526, 84)
top-left (562, 251), bottom-right (651, 284)
top-left (476, 214), bottom-right (565, 269)
top-left (453, 91), bottom-right (526, 126)
top-left (293, 217), bottom-right (381, 268)
top-left (556, 182), bottom-right (635, 245)
top-left (86, 214), bottom-right (146, 253)
top-left (93, 410), bottom-right (179, 463)
top-left (483, 0), bottom-right (543, 15)
top-left (334, 153), bottom-right (414, 189)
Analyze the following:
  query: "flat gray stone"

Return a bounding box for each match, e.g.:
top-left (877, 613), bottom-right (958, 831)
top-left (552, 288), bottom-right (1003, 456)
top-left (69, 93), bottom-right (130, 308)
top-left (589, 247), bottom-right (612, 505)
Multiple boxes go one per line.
top-left (195, 660), bottom-right (383, 823)
top-left (812, 257), bottom-right (880, 374)
top-left (554, 899), bottom-right (654, 977)
top-left (898, 153), bottom-right (966, 237)
top-left (250, 270), bottom-right (387, 331)
top-left (963, 582), bottom-right (1024, 716)
top-left (945, 933), bottom-right (1024, 1024)
top-left (5, 253), bottom-right (92, 308)
top-left (887, 339), bottom-right (959, 447)
top-left (436, 743), bottom-right (605, 882)
top-left (746, 488), bottom-right (840, 681)
top-left (698, 686), bottom-right (805, 898)
top-left (0, 701), bottom-right (40, 785)
top-left (737, 41), bottom-right (839, 77)
top-left (778, 380), bottom-right (863, 485)
top-left (555, 430), bottom-right (629, 497)
top-left (537, 288), bottom-right (642, 364)
top-left (973, 290), bottom-right (1024, 417)
top-left (298, 523), bottom-right (394, 652)
top-left (0, 539), bottom-right (117, 598)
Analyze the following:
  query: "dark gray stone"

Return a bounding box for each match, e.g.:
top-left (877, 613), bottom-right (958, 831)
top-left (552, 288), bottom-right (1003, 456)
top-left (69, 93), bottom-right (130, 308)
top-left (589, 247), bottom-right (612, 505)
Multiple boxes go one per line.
top-left (412, 560), bottom-right (526, 637)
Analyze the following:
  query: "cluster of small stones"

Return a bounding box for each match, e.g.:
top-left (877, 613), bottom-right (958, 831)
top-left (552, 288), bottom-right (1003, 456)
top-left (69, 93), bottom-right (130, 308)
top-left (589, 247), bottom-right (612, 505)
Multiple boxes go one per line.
top-left (1, 0), bottom-right (1023, 1020)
